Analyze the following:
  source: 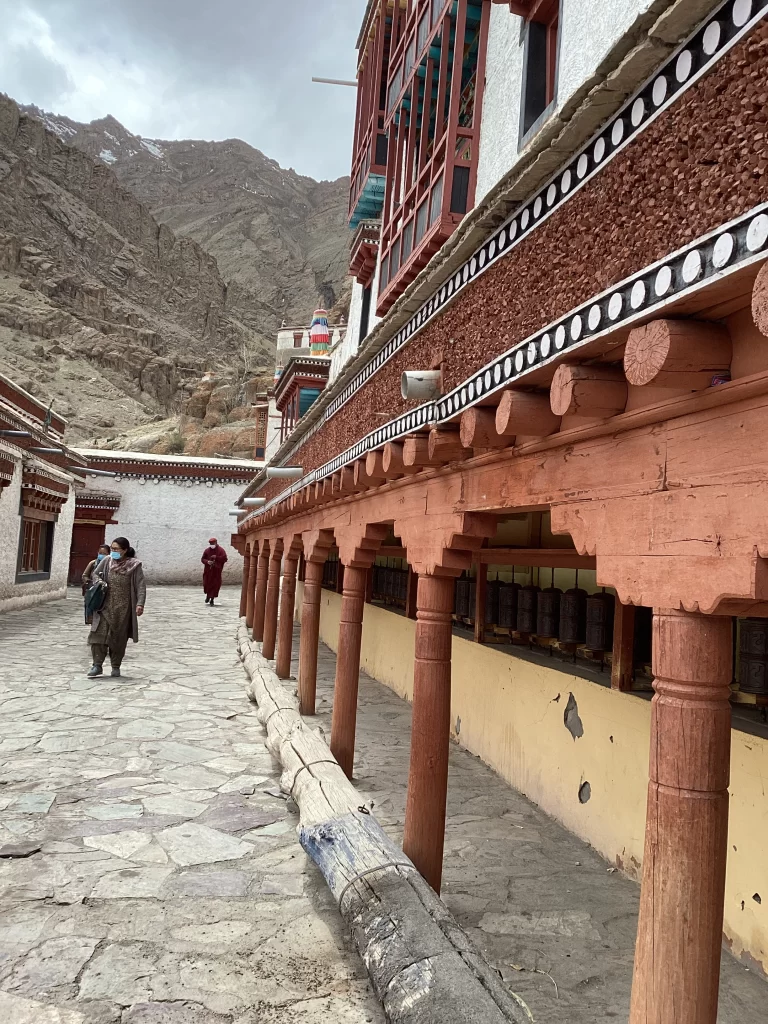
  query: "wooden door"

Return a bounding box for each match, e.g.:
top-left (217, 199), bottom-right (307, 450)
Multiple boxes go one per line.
top-left (69, 523), bottom-right (106, 584)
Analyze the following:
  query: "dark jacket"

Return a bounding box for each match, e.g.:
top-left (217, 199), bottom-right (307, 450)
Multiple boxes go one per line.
top-left (90, 558), bottom-right (147, 643)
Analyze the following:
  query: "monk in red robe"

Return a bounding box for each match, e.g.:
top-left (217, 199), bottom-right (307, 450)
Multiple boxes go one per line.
top-left (202, 538), bottom-right (228, 606)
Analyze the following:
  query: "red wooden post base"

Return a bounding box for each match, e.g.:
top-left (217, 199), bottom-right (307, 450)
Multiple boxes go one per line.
top-left (299, 560), bottom-right (325, 715)
top-left (329, 565), bottom-right (368, 779)
top-left (244, 551), bottom-right (257, 627)
top-left (402, 574), bottom-right (455, 894)
top-left (275, 556), bottom-right (298, 679)
top-left (252, 547), bottom-right (270, 642)
top-left (240, 552), bottom-right (251, 619)
top-left (261, 552), bottom-right (282, 660)
top-left (629, 609), bottom-right (733, 1024)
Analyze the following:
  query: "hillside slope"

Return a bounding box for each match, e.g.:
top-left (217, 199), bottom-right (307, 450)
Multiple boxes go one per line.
top-left (0, 95), bottom-right (255, 446)
top-left (24, 106), bottom-right (352, 337)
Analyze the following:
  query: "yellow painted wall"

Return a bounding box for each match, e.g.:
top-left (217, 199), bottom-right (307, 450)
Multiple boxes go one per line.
top-left (299, 585), bottom-right (768, 974)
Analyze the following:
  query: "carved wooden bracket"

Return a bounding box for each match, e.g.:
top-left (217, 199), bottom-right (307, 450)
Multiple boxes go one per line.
top-left (335, 523), bottom-right (390, 568)
top-left (395, 512), bottom-right (497, 576)
top-left (301, 528), bottom-right (335, 564)
top-left (552, 488), bottom-right (768, 615)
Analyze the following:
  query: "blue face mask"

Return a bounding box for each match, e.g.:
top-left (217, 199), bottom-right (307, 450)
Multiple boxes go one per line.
top-left (110, 551), bottom-right (122, 561)
top-left (96, 553), bottom-right (106, 562)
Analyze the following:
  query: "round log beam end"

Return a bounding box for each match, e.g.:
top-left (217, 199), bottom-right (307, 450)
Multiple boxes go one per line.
top-left (625, 319), bottom-right (732, 389)
top-left (753, 261), bottom-right (768, 338)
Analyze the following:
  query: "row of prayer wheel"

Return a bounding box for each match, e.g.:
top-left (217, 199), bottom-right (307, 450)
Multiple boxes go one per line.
top-left (454, 577), bottom-right (616, 652)
top-left (371, 564), bottom-right (409, 604)
top-left (739, 619), bottom-right (768, 695)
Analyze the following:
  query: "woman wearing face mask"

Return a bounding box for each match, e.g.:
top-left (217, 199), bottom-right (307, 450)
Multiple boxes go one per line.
top-left (82, 545), bottom-right (110, 592)
top-left (82, 544), bottom-right (111, 625)
top-left (86, 537), bottom-right (146, 678)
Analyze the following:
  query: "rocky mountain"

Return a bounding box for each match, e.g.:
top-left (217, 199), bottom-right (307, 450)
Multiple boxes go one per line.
top-left (23, 105), bottom-right (352, 336)
top-left (0, 97), bottom-right (351, 456)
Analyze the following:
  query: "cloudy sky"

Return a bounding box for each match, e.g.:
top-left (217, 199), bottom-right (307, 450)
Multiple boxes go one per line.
top-left (0, 0), bottom-right (363, 180)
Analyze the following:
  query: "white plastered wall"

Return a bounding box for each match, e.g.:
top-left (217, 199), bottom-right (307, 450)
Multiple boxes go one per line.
top-left (330, 261), bottom-right (382, 384)
top-left (476, 0), bottom-right (660, 202)
top-left (83, 477), bottom-right (245, 585)
top-left (0, 456), bottom-right (75, 613)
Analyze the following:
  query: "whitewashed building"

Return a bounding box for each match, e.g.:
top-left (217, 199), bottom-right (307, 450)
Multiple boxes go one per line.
top-left (73, 451), bottom-right (264, 585)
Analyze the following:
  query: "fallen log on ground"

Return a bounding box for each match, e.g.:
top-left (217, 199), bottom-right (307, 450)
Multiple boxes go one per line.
top-left (236, 621), bottom-right (534, 1024)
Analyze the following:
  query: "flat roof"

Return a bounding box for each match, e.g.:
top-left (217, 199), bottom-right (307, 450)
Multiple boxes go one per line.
top-left (75, 448), bottom-right (265, 470)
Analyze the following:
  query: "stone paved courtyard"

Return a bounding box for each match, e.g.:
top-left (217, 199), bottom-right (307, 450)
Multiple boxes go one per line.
top-left (0, 587), bottom-right (383, 1024)
top-left (0, 587), bottom-right (766, 1024)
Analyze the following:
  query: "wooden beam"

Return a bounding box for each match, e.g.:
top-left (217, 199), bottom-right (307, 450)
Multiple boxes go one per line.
top-left (550, 364), bottom-right (628, 419)
top-left (495, 390), bottom-right (560, 439)
top-left (477, 548), bottom-right (595, 569)
top-left (611, 601), bottom-right (636, 691)
top-left (624, 320), bottom-right (731, 389)
top-left (428, 427), bottom-right (466, 463)
top-left (402, 435), bottom-right (431, 468)
top-left (460, 408), bottom-right (511, 449)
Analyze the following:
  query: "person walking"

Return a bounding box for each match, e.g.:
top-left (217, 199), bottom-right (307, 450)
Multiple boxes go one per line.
top-left (202, 537), bottom-right (227, 606)
top-left (86, 537), bottom-right (146, 678)
top-left (82, 545), bottom-right (110, 593)
top-left (82, 544), bottom-right (110, 624)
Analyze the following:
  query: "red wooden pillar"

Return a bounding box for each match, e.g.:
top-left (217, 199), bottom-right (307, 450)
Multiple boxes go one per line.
top-left (611, 600), bottom-right (636, 691)
top-left (239, 548), bottom-right (251, 618)
top-left (299, 559), bottom-right (325, 715)
top-left (275, 554), bottom-right (299, 679)
top-left (629, 609), bottom-right (733, 1024)
top-left (244, 546), bottom-right (257, 627)
top-left (474, 563), bottom-right (487, 644)
top-left (405, 566), bottom-right (418, 619)
top-left (252, 543), bottom-right (270, 642)
top-left (261, 548), bottom-right (282, 660)
top-left (402, 573), bottom-right (455, 894)
top-left (329, 565), bottom-right (368, 779)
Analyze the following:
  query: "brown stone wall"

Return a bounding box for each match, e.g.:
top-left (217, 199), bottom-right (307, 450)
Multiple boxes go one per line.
top-left (288, 23), bottom-right (768, 480)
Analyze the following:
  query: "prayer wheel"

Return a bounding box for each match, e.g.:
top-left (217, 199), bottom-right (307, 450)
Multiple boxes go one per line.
top-left (559, 587), bottom-right (588, 644)
top-left (396, 568), bottom-right (408, 603)
top-left (536, 586), bottom-right (562, 638)
top-left (517, 584), bottom-right (540, 634)
top-left (738, 618), bottom-right (768, 695)
top-left (454, 576), bottom-right (472, 619)
top-left (497, 580), bottom-right (520, 628)
top-left (485, 577), bottom-right (501, 626)
top-left (585, 592), bottom-right (615, 651)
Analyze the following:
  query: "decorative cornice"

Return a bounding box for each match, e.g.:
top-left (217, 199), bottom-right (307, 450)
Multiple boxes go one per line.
top-left (241, 201), bottom-right (768, 527)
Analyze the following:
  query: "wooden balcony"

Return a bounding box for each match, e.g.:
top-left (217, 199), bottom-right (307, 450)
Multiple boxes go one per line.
top-left (348, 1), bottom-right (407, 229)
top-left (375, 0), bottom-right (490, 315)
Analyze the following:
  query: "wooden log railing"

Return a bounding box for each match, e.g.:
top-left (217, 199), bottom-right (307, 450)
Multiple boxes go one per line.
top-left (236, 621), bottom-right (533, 1024)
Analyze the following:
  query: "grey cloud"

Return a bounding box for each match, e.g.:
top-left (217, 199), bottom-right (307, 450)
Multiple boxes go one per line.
top-left (2, 0), bottom-right (362, 180)
top-left (2, 42), bottom-right (74, 108)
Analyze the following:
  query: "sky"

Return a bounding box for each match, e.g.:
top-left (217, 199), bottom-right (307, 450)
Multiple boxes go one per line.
top-left (0, 0), bottom-right (364, 181)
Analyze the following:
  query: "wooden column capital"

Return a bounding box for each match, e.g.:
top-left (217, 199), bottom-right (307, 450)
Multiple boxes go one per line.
top-left (552, 494), bottom-right (768, 615)
top-left (395, 512), bottom-right (497, 576)
top-left (335, 523), bottom-right (389, 568)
